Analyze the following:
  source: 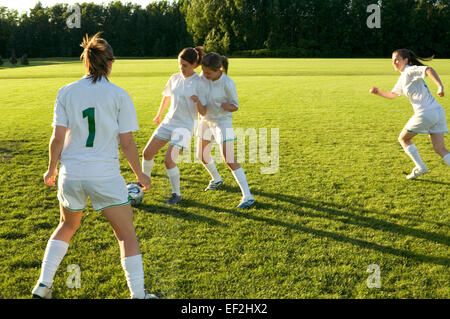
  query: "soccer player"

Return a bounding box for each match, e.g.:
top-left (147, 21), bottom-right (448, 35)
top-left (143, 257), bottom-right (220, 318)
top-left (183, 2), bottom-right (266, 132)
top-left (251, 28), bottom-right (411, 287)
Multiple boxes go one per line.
top-left (141, 47), bottom-right (208, 205)
top-left (370, 49), bottom-right (449, 179)
top-left (32, 33), bottom-right (156, 299)
top-left (196, 52), bottom-right (255, 208)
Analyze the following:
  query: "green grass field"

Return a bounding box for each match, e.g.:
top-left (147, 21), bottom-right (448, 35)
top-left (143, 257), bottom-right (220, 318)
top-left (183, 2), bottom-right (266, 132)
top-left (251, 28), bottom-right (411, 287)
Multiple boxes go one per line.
top-left (0, 57), bottom-right (449, 299)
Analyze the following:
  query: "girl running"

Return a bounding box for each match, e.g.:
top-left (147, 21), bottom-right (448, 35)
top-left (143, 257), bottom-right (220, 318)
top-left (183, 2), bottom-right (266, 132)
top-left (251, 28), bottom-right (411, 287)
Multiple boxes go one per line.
top-left (196, 52), bottom-right (255, 208)
top-left (32, 33), bottom-right (156, 299)
top-left (141, 47), bottom-right (208, 205)
top-left (370, 49), bottom-right (449, 179)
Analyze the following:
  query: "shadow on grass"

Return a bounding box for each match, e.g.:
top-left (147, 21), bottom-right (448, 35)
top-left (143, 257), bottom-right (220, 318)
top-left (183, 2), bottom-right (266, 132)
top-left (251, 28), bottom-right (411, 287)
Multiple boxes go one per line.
top-left (139, 202), bottom-right (224, 227)
top-left (413, 179), bottom-right (450, 186)
top-left (166, 175), bottom-right (450, 266)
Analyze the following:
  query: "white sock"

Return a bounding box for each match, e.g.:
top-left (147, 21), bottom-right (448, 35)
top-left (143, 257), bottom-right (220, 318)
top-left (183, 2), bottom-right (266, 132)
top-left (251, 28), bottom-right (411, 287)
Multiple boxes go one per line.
top-left (121, 254), bottom-right (146, 299)
top-left (404, 144), bottom-right (427, 170)
top-left (38, 239), bottom-right (69, 288)
top-left (443, 153), bottom-right (450, 166)
top-left (166, 166), bottom-right (181, 196)
top-left (203, 160), bottom-right (222, 182)
top-left (142, 159), bottom-right (154, 177)
top-left (232, 167), bottom-right (253, 200)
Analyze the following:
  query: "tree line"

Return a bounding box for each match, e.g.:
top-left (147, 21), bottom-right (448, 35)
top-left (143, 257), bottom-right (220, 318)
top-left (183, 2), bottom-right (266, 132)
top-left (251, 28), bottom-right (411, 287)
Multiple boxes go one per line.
top-left (0, 0), bottom-right (449, 60)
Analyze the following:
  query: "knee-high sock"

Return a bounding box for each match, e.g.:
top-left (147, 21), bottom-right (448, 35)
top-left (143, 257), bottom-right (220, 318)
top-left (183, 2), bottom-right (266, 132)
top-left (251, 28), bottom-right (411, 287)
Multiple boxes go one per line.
top-left (443, 153), bottom-right (450, 166)
top-left (404, 144), bottom-right (427, 169)
top-left (142, 159), bottom-right (154, 177)
top-left (38, 239), bottom-right (69, 287)
top-left (232, 167), bottom-right (253, 200)
top-left (202, 160), bottom-right (222, 182)
top-left (166, 166), bottom-right (181, 196)
top-left (121, 254), bottom-right (145, 299)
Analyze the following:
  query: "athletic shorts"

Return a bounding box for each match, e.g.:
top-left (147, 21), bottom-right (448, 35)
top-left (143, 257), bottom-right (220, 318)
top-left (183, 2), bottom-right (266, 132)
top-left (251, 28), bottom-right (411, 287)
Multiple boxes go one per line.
top-left (196, 119), bottom-right (236, 144)
top-left (404, 107), bottom-right (448, 134)
top-left (151, 123), bottom-right (192, 149)
top-left (57, 175), bottom-right (130, 212)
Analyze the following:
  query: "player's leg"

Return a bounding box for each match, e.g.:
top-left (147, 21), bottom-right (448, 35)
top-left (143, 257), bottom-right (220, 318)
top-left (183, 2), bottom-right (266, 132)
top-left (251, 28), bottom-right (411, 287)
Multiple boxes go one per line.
top-left (429, 133), bottom-right (450, 165)
top-left (142, 135), bottom-right (169, 177)
top-left (102, 203), bottom-right (155, 299)
top-left (398, 129), bottom-right (428, 179)
top-left (221, 141), bottom-right (255, 208)
top-left (32, 204), bottom-right (82, 298)
top-left (197, 137), bottom-right (223, 190)
top-left (164, 144), bottom-right (183, 205)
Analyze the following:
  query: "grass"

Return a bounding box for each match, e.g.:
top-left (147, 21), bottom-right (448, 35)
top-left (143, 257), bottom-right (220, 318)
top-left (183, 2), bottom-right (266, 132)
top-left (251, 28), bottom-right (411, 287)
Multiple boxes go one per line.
top-left (0, 58), bottom-right (449, 299)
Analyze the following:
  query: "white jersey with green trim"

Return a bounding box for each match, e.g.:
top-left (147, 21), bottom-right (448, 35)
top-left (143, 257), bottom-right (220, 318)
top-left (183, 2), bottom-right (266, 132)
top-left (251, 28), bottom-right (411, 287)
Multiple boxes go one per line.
top-left (52, 75), bottom-right (139, 180)
top-left (161, 72), bottom-right (208, 132)
top-left (199, 72), bottom-right (239, 123)
top-left (391, 65), bottom-right (442, 114)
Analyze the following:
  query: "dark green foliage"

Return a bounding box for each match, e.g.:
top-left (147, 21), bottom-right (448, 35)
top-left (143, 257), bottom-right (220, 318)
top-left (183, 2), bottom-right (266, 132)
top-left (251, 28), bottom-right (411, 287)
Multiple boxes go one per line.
top-left (0, 1), bottom-right (449, 58)
top-left (20, 53), bottom-right (29, 65)
top-left (9, 52), bottom-right (16, 64)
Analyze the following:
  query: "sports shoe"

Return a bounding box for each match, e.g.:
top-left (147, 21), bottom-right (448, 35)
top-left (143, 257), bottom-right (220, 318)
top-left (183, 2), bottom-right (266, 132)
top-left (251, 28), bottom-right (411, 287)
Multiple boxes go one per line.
top-left (32, 283), bottom-right (52, 299)
top-left (406, 167), bottom-right (429, 180)
top-left (165, 193), bottom-right (182, 205)
top-left (133, 289), bottom-right (159, 299)
top-left (237, 198), bottom-right (255, 209)
top-left (204, 179), bottom-right (223, 191)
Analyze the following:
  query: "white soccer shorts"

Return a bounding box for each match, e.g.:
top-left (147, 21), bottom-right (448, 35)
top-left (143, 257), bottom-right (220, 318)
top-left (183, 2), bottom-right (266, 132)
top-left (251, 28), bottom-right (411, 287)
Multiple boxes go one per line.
top-left (57, 175), bottom-right (130, 211)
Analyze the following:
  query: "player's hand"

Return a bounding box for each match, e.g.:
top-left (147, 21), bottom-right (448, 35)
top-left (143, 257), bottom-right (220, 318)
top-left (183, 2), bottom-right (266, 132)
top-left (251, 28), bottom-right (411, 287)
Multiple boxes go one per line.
top-left (153, 115), bottom-right (162, 125)
top-left (190, 95), bottom-right (199, 103)
top-left (43, 168), bottom-right (58, 187)
top-left (370, 87), bottom-right (379, 94)
top-left (437, 86), bottom-right (444, 97)
top-left (137, 173), bottom-right (151, 191)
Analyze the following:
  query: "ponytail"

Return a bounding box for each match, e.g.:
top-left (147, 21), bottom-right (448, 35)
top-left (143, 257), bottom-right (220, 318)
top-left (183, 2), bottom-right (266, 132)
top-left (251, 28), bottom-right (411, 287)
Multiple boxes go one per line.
top-left (80, 32), bottom-right (114, 83)
top-left (220, 55), bottom-right (229, 74)
top-left (179, 46), bottom-right (204, 66)
top-left (202, 52), bottom-right (229, 74)
top-left (394, 49), bottom-right (434, 66)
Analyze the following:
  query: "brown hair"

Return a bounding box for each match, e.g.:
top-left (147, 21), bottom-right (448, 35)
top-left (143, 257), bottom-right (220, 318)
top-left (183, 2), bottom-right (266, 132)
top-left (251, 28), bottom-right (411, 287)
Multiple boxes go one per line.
top-left (178, 46), bottom-right (204, 66)
top-left (80, 32), bottom-right (115, 83)
top-left (201, 52), bottom-right (229, 74)
top-left (394, 49), bottom-right (434, 66)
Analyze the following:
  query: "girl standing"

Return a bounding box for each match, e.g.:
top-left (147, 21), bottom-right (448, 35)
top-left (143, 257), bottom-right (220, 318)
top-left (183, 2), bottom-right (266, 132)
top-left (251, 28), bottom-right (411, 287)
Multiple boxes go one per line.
top-left (142, 47), bottom-right (208, 205)
top-left (370, 49), bottom-right (449, 179)
top-left (32, 33), bottom-right (156, 299)
top-left (196, 52), bottom-right (255, 208)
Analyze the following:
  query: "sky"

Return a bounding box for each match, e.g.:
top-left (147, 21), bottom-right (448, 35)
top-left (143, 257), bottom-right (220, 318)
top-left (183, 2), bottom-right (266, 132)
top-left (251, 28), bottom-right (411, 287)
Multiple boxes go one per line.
top-left (0, 0), bottom-right (168, 14)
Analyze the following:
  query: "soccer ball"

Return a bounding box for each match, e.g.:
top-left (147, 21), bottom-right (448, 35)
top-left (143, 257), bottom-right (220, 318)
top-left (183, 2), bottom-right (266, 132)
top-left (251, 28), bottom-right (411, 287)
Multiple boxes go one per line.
top-left (127, 182), bottom-right (144, 206)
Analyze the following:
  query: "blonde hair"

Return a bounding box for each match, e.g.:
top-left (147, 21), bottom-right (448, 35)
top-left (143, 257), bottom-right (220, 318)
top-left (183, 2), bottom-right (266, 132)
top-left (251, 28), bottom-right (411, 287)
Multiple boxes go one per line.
top-left (80, 32), bottom-right (115, 83)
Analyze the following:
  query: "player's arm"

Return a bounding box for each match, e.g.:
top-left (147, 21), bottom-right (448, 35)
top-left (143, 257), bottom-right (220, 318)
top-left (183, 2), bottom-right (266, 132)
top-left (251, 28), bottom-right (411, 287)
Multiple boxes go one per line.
top-left (191, 95), bottom-right (207, 116)
top-left (221, 102), bottom-right (239, 112)
top-left (425, 67), bottom-right (444, 97)
top-left (119, 132), bottom-right (151, 191)
top-left (44, 125), bottom-right (66, 187)
top-left (369, 87), bottom-right (399, 99)
top-left (153, 96), bottom-right (170, 125)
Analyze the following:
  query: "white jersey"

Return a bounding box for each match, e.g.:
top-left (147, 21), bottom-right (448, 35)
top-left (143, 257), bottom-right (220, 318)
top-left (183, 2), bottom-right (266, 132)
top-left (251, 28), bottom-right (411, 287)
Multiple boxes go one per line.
top-left (52, 75), bottom-right (139, 180)
top-left (392, 65), bottom-right (441, 114)
top-left (200, 72), bottom-right (239, 123)
top-left (161, 72), bottom-right (208, 132)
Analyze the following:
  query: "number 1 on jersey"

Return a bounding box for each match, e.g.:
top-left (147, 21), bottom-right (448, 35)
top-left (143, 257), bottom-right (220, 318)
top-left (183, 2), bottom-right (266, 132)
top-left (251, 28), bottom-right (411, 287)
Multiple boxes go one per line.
top-left (82, 107), bottom-right (95, 147)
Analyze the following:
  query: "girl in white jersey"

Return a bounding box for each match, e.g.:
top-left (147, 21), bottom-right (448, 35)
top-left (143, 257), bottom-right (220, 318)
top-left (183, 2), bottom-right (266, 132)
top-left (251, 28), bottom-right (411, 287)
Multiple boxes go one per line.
top-left (32, 33), bottom-right (156, 299)
top-left (196, 53), bottom-right (255, 208)
top-left (142, 47), bottom-right (208, 205)
top-left (370, 49), bottom-right (450, 179)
